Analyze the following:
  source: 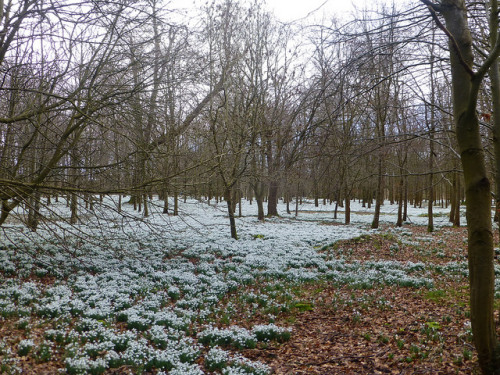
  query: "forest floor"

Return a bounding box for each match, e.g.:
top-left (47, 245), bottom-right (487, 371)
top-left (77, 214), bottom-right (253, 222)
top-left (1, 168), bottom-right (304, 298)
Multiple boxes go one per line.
top-left (0, 208), bottom-right (490, 374)
top-left (240, 225), bottom-right (482, 374)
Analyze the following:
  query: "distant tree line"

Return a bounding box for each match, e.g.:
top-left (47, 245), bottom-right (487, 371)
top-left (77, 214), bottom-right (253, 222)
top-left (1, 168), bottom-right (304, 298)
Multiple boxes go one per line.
top-left (0, 0), bottom-right (469, 235)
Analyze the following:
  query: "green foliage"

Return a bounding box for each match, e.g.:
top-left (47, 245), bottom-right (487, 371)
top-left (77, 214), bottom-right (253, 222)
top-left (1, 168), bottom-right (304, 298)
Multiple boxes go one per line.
top-left (396, 338), bottom-right (404, 350)
top-left (424, 289), bottom-right (446, 302)
top-left (463, 349), bottom-right (472, 361)
top-left (35, 344), bottom-right (52, 363)
top-left (292, 301), bottom-right (313, 312)
top-left (253, 327), bottom-right (291, 343)
top-left (16, 319), bottom-right (29, 330)
top-left (378, 335), bottom-right (389, 344)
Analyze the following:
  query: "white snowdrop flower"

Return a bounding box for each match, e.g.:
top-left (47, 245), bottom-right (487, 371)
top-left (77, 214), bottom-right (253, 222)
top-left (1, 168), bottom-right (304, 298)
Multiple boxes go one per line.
top-left (169, 362), bottom-right (204, 375)
top-left (18, 339), bottom-right (34, 351)
top-left (206, 346), bottom-right (230, 362)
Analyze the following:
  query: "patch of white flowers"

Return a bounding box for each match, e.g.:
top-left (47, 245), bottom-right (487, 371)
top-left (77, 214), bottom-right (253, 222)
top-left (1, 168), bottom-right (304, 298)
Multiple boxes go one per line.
top-left (17, 339), bottom-right (34, 356)
top-left (0, 197), bottom-right (473, 373)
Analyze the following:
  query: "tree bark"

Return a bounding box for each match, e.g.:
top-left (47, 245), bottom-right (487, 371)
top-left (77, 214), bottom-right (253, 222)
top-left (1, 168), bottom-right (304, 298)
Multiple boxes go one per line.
top-left (425, 0), bottom-right (500, 371)
top-left (253, 181), bottom-right (265, 221)
top-left (225, 187), bottom-right (238, 240)
top-left (397, 170), bottom-right (404, 227)
top-left (267, 180), bottom-right (279, 216)
top-left (488, 0), bottom-right (500, 228)
top-left (403, 175), bottom-right (408, 221)
top-left (371, 156), bottom-right (384, 228)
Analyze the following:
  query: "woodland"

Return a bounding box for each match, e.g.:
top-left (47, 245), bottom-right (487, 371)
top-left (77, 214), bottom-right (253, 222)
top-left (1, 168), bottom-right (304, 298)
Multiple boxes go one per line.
top-left (2, 0), bottom-right (500, 374)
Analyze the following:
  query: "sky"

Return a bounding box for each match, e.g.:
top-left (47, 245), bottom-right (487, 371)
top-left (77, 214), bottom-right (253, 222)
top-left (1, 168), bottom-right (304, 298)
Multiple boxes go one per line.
top-left (175, 0), bottom-right (395, 23)
top-left (265, 0), bottom-right (358, 22)
top-left (171, 0), bottom-right (407, 27)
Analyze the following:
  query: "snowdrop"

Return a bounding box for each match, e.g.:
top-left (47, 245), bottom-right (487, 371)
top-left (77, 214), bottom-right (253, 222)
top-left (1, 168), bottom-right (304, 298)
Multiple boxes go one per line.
top-left (0, 197), bottom-right (470, 373)
top-left (17, 339), bottom-right (34, 356)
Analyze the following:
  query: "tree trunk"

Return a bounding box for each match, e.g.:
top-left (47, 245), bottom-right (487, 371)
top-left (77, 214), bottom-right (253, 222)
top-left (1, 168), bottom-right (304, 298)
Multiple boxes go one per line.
top-left (27, 190), bottom-right (41, 231)
top-left (225, 188), bottom-right (238, 240)
top-left (450, 172), bottom-right (457, 224)
top-left (428, 34), bottom-right (436, 233)
top-left (371, 156), bottom-right (384, 229)
top-left (403, 175), bottom-right (408, 221)
top-left (433, 0), bottom-right (500, 371)
top-left (267, 180), bottom-right (279, 216)
top-left (238, 190), bottom-right (242, 218)
top-left (453, 173), bottom-right (461, 227)
top-left (253, 182), bottom-right (265, 221)
top-left (344, 195), bottom-right (350, 225)
top-left (70, 193), bottom-right (78, 224)
top-left (489, 0), bottom-right (500, 227)
top-left (143, 193), bottom-right (149, 217)
top-left (397, 173), bottom-right (404, 227)
top-left (173, 190), bottom-right (179, 216)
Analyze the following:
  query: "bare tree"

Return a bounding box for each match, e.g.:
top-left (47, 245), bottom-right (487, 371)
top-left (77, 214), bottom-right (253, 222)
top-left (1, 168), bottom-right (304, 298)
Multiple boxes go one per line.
top-left (421, 0), bottom-right (500, 372)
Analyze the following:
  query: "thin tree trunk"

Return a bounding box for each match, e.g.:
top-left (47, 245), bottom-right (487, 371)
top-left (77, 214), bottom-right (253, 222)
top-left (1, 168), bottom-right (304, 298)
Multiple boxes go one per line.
top-left (225, 188), bottom-right (237, 240)
top-left (163, 191), bottom-right (169, 214)
top-left (70, 193), bottom-right (78, 224)
top-left (397, 173), bottom-right (404, 227)
top-left (453, 173), bottom-right (461, 227)
top-left (371, 156), bottom-right (384, 229)
top-left (173, 190), bottom-right (179, 216)
top-left (403, 175), bottom-right (408, 221)
top-left (143, 193), bottom-right (149, 217)
top-left (344, 194), bottom-right (350, 225)
top-left (428, 34), bottom-right (436, 233)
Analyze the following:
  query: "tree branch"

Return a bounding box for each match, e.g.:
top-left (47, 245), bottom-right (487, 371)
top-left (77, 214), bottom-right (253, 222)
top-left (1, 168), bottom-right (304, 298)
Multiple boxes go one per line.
top-left (420, 0), bottom-right (475, 77)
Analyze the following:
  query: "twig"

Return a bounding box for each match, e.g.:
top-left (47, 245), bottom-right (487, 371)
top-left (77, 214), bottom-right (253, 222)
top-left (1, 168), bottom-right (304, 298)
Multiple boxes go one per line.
top-left (419, 0), bottom-right (475, 77)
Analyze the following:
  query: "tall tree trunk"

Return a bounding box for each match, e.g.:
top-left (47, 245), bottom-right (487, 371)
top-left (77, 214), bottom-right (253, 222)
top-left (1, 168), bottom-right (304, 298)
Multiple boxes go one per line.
top-left (453, 172), bottom-right (461, 227)
top-left (489, 0), bottom-right (500, 227)
top-left (70, 193), bottom-right (78, 224)
top-left (163, 191), bottom-right (169, 214)
top-left (344, 193), bottom-right (350, 225)
top-left (450, 172), bottom-right (457, 223)
top-left (143, 193), bottom-right (149, 217)
top-left (428, 33), bottom-right (436, 233)
top-left (267, 180), bottom-right (279, 216)
top-left (371, 156), bottom-right (384, 229)
top-left (225, 187), bottom-right (238, 240)
top-left (403, 175), bottom-right (408, 221)
top-left (397, 171), bottom-right (404, 227)
top-left (426, 0), bottom-right (500, 371)
top-left (27, 190), bottom-right (41, 231)
top-left (253, 182), bottom-right (265, 221)
top-left (173, 190), bottom-right (179, 216)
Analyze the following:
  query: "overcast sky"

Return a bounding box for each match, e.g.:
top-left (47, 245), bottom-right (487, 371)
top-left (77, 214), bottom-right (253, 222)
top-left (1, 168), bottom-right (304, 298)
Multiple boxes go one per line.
top-left (265, 0), bottom-right (357, 22)
top-left (173, 0), bottom-right (406, 25)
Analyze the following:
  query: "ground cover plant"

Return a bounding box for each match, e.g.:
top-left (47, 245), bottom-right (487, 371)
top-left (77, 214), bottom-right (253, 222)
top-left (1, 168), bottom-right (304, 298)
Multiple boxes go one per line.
top-left (0, 196), bottom-right (491, 373)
